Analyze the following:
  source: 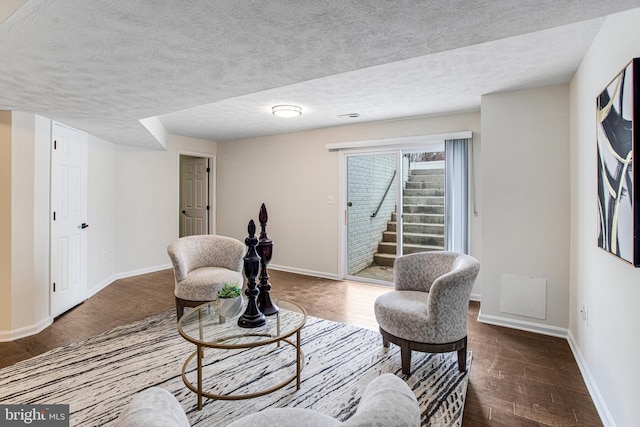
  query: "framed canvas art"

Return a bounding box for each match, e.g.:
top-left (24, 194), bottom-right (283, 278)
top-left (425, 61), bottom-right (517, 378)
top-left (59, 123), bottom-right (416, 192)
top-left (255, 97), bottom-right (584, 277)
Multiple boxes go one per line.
top-left (596, 58), bottom-right (640, 267)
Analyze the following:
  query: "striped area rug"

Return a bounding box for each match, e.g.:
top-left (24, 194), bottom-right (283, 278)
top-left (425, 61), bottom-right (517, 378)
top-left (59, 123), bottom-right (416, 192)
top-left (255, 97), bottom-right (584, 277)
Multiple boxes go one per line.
top-left (0, 311), bottom-right (471, 426)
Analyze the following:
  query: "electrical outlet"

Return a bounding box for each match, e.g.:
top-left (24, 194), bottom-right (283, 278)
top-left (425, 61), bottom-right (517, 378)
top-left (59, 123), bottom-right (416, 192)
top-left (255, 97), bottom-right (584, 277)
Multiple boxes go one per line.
top-left (580, 304), bottom-right (589, 325)
top-left (103, 250), bottom-right (107, 260)
top-left (327, 196), bottom-right (335, 204)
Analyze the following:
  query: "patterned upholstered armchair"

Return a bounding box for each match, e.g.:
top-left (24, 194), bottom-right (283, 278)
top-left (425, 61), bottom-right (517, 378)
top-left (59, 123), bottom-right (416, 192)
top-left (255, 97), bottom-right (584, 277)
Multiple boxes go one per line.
top-left (167, 235), bottom-right (245, 320)
top-left (374, 251), bottom-right (480, 375)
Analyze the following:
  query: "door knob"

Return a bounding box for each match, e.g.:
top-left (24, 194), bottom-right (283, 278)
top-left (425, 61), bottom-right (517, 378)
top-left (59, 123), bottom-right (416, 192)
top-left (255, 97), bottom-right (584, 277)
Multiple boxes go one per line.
top-left (347, 202), bottom-right (353, 207)
top-left (182, 210), bottom-right (186, 214)
top-left (81, 223), bottom-right (89, 229)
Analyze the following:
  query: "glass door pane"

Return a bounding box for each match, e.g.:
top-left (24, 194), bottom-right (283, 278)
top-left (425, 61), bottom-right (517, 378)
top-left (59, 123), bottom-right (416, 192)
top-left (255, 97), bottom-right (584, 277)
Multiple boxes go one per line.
top-left (401, 148), bottom-right (446, 256)
top-left (346, 153), bottom-right (398, 283)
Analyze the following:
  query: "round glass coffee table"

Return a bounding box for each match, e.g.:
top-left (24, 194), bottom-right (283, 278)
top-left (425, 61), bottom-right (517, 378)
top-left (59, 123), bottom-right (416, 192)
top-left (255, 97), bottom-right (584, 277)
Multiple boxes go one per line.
top-left (177, 299), bottom-right (306, 409)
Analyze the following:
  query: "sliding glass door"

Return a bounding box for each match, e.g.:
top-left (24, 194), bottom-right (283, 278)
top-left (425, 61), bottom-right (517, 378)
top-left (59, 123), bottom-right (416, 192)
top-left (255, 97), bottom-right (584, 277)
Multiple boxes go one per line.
top-left (346, 152), bottom-right (399, 282)
top-left (344, 140), bottom-right (465, 284)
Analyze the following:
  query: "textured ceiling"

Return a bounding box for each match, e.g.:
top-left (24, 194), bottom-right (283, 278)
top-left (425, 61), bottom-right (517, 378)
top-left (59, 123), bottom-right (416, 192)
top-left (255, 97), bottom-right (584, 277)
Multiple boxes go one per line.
top-left (1, 1), bottom-right (640, 148)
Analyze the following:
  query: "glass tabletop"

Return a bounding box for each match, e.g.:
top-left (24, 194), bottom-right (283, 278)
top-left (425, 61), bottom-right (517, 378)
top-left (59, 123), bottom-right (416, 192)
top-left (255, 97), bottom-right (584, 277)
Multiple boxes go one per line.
top-left (178, 299), bottom-right (306, 349)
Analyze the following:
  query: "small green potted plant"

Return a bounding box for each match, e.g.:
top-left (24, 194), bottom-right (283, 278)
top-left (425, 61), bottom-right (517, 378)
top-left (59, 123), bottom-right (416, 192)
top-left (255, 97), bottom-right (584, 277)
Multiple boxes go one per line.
top-left (217, 283), bottom-right (243, 323)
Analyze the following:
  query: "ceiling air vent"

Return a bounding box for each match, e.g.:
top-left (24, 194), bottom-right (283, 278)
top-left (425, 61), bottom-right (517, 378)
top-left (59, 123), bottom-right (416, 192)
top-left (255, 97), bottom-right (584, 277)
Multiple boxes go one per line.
top-left (338, 113), bottom-right (361, 118)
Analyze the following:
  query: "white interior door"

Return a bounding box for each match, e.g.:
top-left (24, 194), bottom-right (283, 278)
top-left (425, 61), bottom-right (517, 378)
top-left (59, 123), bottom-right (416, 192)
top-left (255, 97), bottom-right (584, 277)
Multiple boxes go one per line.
top-left (180, 156), bottom-right (209, 237)
top-left (50, 122), bottom-right (88, 317)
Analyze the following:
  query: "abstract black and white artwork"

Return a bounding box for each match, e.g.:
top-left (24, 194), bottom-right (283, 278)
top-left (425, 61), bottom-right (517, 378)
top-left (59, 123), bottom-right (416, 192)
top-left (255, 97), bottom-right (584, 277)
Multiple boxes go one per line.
top-left (596, 58), bottom-right (640, 267)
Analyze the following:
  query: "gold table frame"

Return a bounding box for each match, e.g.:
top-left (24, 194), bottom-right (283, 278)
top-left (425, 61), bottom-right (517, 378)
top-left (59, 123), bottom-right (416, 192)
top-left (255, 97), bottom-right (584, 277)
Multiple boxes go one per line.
top-left (177, 299), bottom-right (306, 409)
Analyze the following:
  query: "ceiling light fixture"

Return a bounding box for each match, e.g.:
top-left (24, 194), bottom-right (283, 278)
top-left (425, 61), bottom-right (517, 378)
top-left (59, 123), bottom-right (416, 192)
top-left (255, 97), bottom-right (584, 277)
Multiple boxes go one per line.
top-left (272, 104), bottom-right (302, 118)
top-left (338, 113), bottom-right (361, 118)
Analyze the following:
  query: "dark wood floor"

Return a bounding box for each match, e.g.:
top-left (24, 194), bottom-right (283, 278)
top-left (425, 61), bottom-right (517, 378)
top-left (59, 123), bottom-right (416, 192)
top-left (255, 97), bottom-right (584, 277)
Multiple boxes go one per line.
top-left (0, 269), bottom-right (602, 426)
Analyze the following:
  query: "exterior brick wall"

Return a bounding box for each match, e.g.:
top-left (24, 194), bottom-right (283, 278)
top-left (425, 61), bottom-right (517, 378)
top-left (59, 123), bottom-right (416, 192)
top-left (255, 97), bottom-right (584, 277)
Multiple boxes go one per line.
top-left (347, 154), bottom-right (396, 275)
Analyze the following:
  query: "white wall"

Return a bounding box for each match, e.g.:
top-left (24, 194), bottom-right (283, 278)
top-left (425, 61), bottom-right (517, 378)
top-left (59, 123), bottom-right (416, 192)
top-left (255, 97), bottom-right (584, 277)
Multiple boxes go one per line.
top-left (216, 112), bottom-right (482, 290)
top-left (114, 134), bottom-right (217, 274)
top-left (0, 111), bottom-right (11, 330)
top-left (570, 8), bottom-right (640, 426)
top-left (87, 135), bottom-right (118, 294)
top-left (33, 115), bottom-right (51, 324)
top-left (3, 112), bottom-right (51, 335)
top-left (0, 121), bottom-right (217, 338)
top-left (69, 131), bottom-right (220, 300)
top-left (480, 85), bottom-right (570, 332)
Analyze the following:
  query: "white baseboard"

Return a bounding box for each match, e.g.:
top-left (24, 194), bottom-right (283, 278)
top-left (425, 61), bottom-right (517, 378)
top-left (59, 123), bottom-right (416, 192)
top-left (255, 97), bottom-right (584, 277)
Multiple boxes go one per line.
top-left (478, 310), bottom-right (611, 426)
top-left (476, 309), bottom-right (568, 338)
top-left (567, 331), bottom-right (615, 427)
top-left (470, 293), bottom-right (481, 302)
top-left (269, 264), bottom-right (340, 281)
top-left (0, 315), bottom-right (52, 342)
top-left (86, 263), bottom-right (173, 298)
top-left (0, 264), bottom-right (173, 342)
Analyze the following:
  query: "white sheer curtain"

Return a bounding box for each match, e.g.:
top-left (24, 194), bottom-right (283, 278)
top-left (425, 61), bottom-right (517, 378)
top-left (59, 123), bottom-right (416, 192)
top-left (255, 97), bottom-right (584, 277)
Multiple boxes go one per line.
top-left (444, 138), bottom-right (469, 254)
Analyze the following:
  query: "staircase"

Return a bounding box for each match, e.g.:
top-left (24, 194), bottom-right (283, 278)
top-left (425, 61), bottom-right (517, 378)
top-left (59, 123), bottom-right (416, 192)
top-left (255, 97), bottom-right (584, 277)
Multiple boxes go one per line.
top-left (373, 168), bottom-right (445, 267)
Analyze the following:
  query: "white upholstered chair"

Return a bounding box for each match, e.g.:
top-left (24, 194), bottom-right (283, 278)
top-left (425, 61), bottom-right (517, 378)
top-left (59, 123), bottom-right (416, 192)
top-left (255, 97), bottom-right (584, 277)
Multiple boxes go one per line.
top-left (167, 235), bottom-right (245, 320)
top-left (374, 251), bottom-right (480, 375)
top-left (115, 373), bottom-right (420, 427)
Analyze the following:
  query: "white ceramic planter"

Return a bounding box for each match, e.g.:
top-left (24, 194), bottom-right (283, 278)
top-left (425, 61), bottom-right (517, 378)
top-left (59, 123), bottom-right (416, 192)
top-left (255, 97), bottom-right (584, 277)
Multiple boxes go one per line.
top-left (217, 296), bottom-right (243, 323)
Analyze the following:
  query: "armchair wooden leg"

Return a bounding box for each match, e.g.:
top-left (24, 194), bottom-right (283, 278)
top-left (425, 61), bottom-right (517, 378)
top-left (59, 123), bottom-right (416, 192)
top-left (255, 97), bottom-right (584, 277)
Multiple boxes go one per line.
top-left (400, 341), bottom-right (412, 375)
top-left (176, 299), bottom-right (184, 322)
top-left (457, 337), bottom-right (467, 372)
top-left (380, 328), bottom-right (390, 348)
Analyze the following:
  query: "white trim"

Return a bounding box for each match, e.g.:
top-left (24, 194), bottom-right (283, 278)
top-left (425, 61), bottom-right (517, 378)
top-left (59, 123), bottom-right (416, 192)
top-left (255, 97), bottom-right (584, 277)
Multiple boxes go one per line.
top-left (477, 309), bottom-right (568, 338)
top-left (567, 331), bottom-right (615, 427)
top-left (0, 316), bottom-right (52, 342)
top-left (325, 131), bottom-right (472, 151)
top-left (345, 274), bottom-right (395, 287)
top-left (269, 264), bottom-right (340, 281)
top-left (470, 293), bottom-right (481, 302)
top-left (112, 263), bottom-right (172, 281)
top-left (86, 263), bottom-right (173, 299)
top-left (477, 308), bottom-right (611, 426)
top-left (338, 155), bottom-right (347, 280)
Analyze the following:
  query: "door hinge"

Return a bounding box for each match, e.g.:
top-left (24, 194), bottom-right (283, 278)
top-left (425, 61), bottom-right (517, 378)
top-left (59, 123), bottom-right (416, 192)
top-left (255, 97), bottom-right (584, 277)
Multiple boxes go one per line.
top-left (53, 140), bottom-right (57, 150)
top-left (206, 167), bottom-right (211, 173)
top-left (53, 282), bottom-right (56, 292)
top-left (206, 205), bottom-right (210, 211)
top-left (53, 211), bottom-right (56, 221)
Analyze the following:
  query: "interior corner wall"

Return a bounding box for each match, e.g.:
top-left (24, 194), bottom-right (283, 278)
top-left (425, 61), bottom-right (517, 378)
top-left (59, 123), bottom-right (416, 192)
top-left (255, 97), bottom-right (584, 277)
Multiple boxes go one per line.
top-left (32, 115), bottom-right (51, 323)
top-left (569, 8), bottom-right (640, 426)
top-left (480, 85), bottom-right (570, 330)
top-left (86, 134), bottom-right (118, 294)
top-left (0, 111), bottom-right (12, 332)
top-left (5, 112), bottom-right (51, 334)
top-left (114, 134), bottom-right (217, 274)
top-left (216, 111), bottom-right (482, 285)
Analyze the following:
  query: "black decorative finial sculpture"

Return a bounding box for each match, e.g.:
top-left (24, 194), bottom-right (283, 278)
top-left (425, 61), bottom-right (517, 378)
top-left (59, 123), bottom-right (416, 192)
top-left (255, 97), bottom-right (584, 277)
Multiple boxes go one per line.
top-left (256, 203), bottom-right (279, 316)
top-left (238, 219), bottom-right (266, 328)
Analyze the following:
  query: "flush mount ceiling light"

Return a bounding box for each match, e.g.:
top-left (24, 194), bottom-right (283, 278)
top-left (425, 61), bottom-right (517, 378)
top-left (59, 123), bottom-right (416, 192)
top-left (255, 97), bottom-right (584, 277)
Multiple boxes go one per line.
top-left (338, 113), bottom-right (361, 118)
top-left (272, 104), bottom-right (302, 118)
